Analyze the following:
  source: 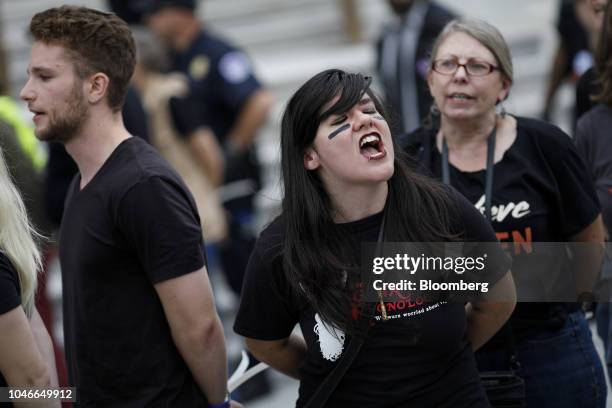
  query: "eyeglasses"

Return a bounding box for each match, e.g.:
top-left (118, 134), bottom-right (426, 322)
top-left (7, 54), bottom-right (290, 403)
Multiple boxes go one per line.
top-left (432, 58), bottom-right (499, 77)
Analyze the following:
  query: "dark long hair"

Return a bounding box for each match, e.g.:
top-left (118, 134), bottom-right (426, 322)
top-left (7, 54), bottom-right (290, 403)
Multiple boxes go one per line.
top-left (280, 69), bottom-right (458, 332)
top-left (594, 1), bottom-right (612, 105)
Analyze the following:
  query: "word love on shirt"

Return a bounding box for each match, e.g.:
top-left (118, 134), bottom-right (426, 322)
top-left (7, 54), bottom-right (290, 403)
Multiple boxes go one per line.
top-left (474, 195), bottom-right (531, 222)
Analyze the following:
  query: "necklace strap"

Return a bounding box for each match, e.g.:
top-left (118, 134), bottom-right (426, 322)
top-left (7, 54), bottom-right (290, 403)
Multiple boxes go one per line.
top-left (442, 125), bottom-right (497, 220)
top-left (375, 201), bottom-right (390, 320)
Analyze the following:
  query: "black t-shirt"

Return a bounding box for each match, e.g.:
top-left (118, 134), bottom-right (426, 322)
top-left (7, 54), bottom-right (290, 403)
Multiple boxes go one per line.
top-left (59, 137), bottom-right (207, 407)
top-left (234, 193), bottom-right (510, 407)
top-left (575, 66), bottom-right (600, 121)
top-left (0, 251), bottom-right (20, 401)
top-left (407, 116), bottom-right (600, 337)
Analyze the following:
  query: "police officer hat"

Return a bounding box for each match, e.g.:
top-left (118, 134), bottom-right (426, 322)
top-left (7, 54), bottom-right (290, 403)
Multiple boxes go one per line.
top-left (109, 0), bottom-right (196, 23)
top-left (118, 0), bottom-right (196, 16)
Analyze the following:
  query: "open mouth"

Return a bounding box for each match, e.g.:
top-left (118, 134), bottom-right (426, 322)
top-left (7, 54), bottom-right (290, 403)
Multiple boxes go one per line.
top-left (359, 132), bottom-right (386, 160)
top-left (448, 93), bottom-right (475, 101)
top-left (29, 108), bottom-right (44, 121)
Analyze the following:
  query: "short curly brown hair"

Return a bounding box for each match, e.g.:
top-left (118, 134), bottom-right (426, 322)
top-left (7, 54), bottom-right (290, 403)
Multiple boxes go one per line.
top-left (29, 6), bottom-right (135, 112)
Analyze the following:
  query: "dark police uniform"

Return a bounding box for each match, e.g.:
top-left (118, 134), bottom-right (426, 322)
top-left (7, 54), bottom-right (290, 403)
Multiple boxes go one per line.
top-left (168, 28), bottom-right (265, 296)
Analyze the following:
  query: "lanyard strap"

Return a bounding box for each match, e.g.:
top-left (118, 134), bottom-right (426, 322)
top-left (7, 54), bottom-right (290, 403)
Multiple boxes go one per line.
top-left (442, 127), bottom-right (497, 220)
top-left (305, 210), bottom-right (386, 408)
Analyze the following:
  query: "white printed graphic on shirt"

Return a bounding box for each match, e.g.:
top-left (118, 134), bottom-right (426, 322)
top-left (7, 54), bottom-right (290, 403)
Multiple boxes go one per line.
top-left (313, 313), bottom-right (345, 361)
top-left (219, 52), bottom-right (251, 84)
top-left (474, 195), bottom-right (531, 222)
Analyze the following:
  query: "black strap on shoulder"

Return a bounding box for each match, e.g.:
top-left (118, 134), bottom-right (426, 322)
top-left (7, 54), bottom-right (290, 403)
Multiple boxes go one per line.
top-left (304, 211), bottom-right (387, 408)
top-left (304, 302), bottom-right (376, 408)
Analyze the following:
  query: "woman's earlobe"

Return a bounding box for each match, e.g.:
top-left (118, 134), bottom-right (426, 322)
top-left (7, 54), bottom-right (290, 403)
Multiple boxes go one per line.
top-left (426, 70), bottom-right (434, 89)
top-left (304, 148), bottom-right (320, 171)
top-left (500, 78), bottom-right (512, 100)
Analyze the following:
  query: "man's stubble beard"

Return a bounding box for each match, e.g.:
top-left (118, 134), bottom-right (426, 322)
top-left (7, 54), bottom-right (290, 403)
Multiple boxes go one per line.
top-left (37, 80), bottom-right (89, 144)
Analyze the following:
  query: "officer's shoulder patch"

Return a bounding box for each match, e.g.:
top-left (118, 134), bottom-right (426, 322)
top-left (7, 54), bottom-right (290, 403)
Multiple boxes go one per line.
top-left (219, 51), bottom-right (252, 84)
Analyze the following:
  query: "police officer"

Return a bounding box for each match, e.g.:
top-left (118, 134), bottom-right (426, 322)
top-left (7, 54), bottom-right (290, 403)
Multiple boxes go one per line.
top-left (135, 0), bottom-right (274, 298)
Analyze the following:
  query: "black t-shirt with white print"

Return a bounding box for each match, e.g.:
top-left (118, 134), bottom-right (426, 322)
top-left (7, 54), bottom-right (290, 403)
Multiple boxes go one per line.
top-left (234, 192), bottom-right (510, 407)
top-left (407, 116), bottom-right (600, 338)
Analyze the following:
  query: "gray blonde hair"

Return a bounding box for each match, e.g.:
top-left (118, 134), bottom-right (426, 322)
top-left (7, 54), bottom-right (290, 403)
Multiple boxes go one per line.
top-left (430, 17), bottom-right (514, 86)
top-left (0, 147), bottom-right (41, 317)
